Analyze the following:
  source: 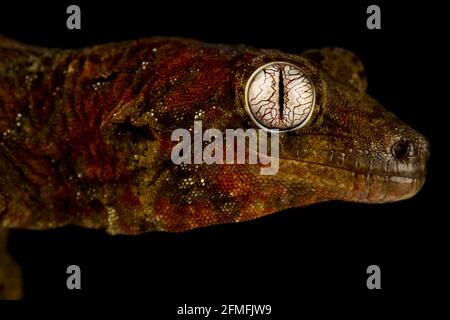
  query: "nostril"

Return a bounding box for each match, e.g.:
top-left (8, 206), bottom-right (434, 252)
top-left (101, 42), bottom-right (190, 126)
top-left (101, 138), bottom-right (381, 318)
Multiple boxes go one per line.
top-left (392, 140), bottom-right (413, 159)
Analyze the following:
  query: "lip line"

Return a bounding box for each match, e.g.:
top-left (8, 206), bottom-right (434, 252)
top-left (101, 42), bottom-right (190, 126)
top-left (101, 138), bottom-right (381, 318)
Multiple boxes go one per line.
top-left (280, 157), bottom-right (426, 180)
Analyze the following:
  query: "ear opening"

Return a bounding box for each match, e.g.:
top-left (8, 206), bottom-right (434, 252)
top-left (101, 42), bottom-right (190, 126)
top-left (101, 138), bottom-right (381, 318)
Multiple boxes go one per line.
top-left (114, 119), bottom-right (156, 144)
top-left (101, 101), bottom-right (159, 150)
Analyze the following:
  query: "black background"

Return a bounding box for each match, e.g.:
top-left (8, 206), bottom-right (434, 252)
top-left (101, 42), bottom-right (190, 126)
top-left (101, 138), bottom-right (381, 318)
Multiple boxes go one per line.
top-left (0, 0), bottom-right (447, 315)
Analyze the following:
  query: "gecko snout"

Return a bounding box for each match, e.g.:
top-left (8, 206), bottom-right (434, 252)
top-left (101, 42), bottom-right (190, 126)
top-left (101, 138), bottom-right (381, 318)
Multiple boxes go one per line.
top-left (387, 128), bottom-right (429, 181)
top-left (391, 139), bottom-right (414, 159)
top-left (390, 132), bottom-right (429, 161)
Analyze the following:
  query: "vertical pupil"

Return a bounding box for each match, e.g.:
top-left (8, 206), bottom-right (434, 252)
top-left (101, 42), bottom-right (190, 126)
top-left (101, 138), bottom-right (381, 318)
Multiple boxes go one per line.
top-left (278, 67), bottom-right (284, 119)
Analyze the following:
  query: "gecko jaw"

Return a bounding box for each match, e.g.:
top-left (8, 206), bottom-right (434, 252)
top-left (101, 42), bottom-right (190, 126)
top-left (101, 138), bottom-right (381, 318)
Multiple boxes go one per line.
top-left (278, 157), bottom-right (426, 203)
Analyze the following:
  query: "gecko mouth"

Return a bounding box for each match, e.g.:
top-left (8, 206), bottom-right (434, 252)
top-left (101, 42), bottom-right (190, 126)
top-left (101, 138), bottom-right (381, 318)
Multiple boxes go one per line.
top-left (279, 157), bottom-right (427, 203)
top-left (277, 130), bottom-right (429, 189)
top-left (287, 156), bottom-right (427, 180)
top-left (340, 169), bottom-right (425, 203)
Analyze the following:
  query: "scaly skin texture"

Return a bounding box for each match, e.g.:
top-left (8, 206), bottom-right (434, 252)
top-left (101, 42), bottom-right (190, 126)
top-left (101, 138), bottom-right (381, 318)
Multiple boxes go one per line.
top-left (0, 35), bottom-right (429, 298)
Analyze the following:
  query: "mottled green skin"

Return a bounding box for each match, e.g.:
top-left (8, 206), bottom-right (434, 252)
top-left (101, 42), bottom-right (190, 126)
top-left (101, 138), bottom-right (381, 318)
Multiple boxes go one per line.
top-left (0, 36), bottom-right (429, 236)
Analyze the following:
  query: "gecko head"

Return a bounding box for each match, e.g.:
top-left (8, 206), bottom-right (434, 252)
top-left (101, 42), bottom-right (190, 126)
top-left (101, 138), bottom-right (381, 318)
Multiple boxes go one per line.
top-left (239, 48), bottom-right (429, 205)
top-left (98, 43), bottom-right (429, 233)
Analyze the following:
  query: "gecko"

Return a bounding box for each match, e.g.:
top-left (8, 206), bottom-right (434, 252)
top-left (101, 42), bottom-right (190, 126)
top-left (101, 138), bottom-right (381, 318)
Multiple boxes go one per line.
top-left (0, 36), bottom-right (429, 298)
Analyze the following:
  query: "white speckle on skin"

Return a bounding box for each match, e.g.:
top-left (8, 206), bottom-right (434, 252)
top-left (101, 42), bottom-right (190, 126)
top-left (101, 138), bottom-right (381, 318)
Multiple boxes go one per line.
top-left (107, 207), bottom-right (120, 234)
top-left (141, 61), bottom-right (149, 70)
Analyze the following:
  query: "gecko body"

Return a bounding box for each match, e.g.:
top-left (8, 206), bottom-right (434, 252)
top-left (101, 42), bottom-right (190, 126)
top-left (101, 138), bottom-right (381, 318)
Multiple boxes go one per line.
top-left (0, 36), bottom-right (429, 234)
top-left (0, 35), bottom-right (430, 299)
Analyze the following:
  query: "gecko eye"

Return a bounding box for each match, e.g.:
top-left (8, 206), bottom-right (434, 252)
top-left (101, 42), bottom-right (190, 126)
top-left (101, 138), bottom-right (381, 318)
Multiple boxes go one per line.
top-left (245, 61), bottom-right (316, 132)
